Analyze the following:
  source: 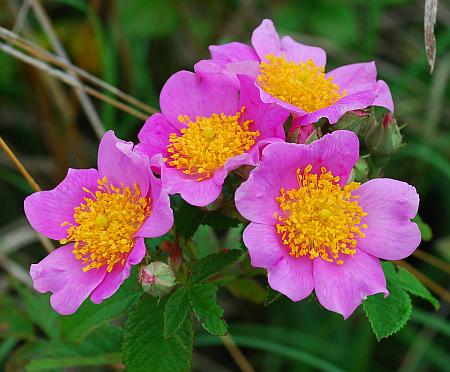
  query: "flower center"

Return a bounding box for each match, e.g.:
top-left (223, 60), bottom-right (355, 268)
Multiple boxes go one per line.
top-left (275, 165), bottom-right (367, 265)
top-left (60, 177), bottom-right (151, 272)
top-left (165, 106), bottom-right (259, 181)
top-left (258, 54), bottom-right (346, 113)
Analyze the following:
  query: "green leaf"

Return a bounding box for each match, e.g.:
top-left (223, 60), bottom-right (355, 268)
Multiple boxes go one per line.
top-left (61, 272), bottom-right (140, 342)
top-left (188, 283), bottom-right (228, 336)
top-left (363, 282), bottom-right (412, 341)
top-left (164, 287), bottom-right (190, 338)
top-left (191, 225), bottom-right (220, 259)
top-left (330, 110), bottom-right (372, 136)
top-left (27, 353), bottom-right (122, 371)
top-left (226, 278), bottom-right (266, 304)
top-left (396, 266), bottom-right (440, 309)
top-left (202, 317), bottom-right (228, 336)
top-left (174, 199), bottom-right (206, 239)
top-left (202, 211), bottom-right (240, 230)
top-left (189, 250), bottom-right (242, 284)
top-left (26, 325), bottom-right (123, 371)
top-left (123, 297), bottom-right (193, 372)
top-left (381, 261), bottom-right (397, 279)
top-left (412, 214), bottom-right (433, 241)
top-left (196, 334), bottom-right (345, 372)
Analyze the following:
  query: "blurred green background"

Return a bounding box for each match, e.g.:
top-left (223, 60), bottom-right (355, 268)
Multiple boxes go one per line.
top-left (0, 0), bottom-right (449, 371)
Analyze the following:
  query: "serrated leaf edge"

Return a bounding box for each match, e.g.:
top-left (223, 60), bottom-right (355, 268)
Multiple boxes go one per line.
top-left (363, 287), bottom-right (413, 341)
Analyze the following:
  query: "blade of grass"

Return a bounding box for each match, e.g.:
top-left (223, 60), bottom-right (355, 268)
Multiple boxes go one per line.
top-left (196, 334), bottom-right (345, 372)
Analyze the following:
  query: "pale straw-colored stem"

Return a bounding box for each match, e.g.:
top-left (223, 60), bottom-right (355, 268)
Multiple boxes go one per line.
top-left (219, 334), bottom-right (255, 372)
top-left (413, 249), bottom-right (450, 275)
top-left (0, 137), bottom-right (54, 252)
top-left (395, 260), bottom-right (450, 303)
top-left (30, 0), bottom-right (105, 139)
top-left (0, 26), bottom-right (157, 116)
top-left (0, 42), bottom-right (148, 121)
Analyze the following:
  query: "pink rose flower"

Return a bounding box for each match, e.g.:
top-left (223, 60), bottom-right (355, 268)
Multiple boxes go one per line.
top-left (136, 66), bottom-right (289, 207)
top-left (235, 130), bottom-right (421, 318)
top-left (208, 19), bottom-right (394, 128)
top-left (24, 131), bottom-right (173, 315)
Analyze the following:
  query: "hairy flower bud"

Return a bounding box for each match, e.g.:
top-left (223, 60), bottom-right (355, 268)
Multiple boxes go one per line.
top-left (365, 113), bottom-right (403, 158)
top-left (330, 110), bottom-right (371, 136)
top-left (139, 262), bottom-right (176, 297)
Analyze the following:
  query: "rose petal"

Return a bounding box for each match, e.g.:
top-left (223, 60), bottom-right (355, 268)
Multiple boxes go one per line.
top-left (326, 62), bottom-right (377, 95)
top-left (209, 42), bottom-right (259, 63)
top-left (161, 165), bottom-right (222, 207)
top-left (98, 131), bottom-right (149, 195)
top-left (251, 19), bottom-right (281, 60)
top-left (354, 178), bottom-right (421, 260)
top-left (294, 90), bottom-right (377, 125)
top-left (268, 255), bottom-right (314, 302)
top-left (235, 131), bottom-right (359, 224)
top-left (24, 168), bottom-right (99, 240)
top-left (313, 250), bottom-right (388, 319)
top-left (136, 113), bottom-right (178, 160)
top-left (238, 74), bottom-right (288, 140)
top-left (243, 223), bottom-right (285, 269)
top-left (160, 70), bottom-right (239, 129)
top-left (30, 244), bottom-right (106, 315)
top-left (280, 36), bottom-right (327, 66)
top-left (226, 61), bottom-right (261, 80)
top-left (373, 80), bottom-right (394, 112)
top-left (137, 169), bottom-right (173, 238)
top-left (90, 238), bottom-right (146, 304)
top-left (258, 88), bottom-right (307, 116)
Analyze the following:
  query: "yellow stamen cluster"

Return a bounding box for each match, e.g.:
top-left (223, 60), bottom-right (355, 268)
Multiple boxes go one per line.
top-left (60, 177), bottom-right (151, 272)
top-left (258, 54), bottom-right (346, 113)
top-left (164, 106), bottom-right (259, 181)
top-left (275, 165), bottom-right (368, 265)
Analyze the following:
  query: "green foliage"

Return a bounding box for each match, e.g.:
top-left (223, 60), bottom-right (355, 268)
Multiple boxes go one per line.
top-left (123, 297), bottom-right (193, 372)
top-left (26, 325), bottom-right (123, 371)
top-left (60, 271), bottom-right (141, 342)
top-left (196, 332), bottom-right (345, 372)
top-left (412, 214), bottom-right (433, 241)
top-left (363, 282), bottom-right (412, 341)
top-left (396, 266), bottom-right (440, 309)
top-left (164, 287), bottom-right (190, 338)
top-left (173, 198), bottom-right (241, 240)
top-left (188, 284), bottom-right (228, 336)
top-left (363, 262), bottom-right (439, 340)
top-left (202, 211), bottom-right (241, 229)
top-left (173, 199), bottom-right (206, 239)
top-left (189, 250), bottom-right (242, 283)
